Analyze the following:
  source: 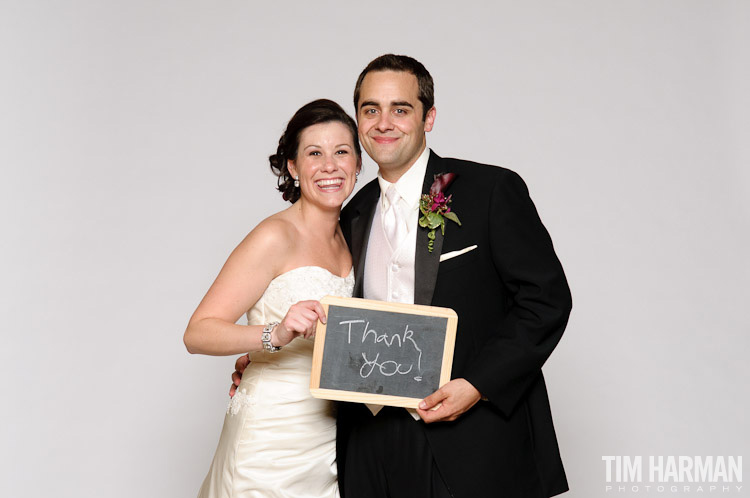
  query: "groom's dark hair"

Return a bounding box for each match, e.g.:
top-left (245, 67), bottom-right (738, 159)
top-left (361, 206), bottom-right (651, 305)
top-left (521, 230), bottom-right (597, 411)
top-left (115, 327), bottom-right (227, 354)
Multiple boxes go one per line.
top-left (353, 54), bottom-right (434, 121)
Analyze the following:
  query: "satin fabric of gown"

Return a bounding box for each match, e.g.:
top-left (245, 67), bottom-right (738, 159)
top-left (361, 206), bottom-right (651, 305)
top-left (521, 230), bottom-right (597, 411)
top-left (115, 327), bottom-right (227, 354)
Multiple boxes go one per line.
top-left (198, 266), bottom-right (354, 498)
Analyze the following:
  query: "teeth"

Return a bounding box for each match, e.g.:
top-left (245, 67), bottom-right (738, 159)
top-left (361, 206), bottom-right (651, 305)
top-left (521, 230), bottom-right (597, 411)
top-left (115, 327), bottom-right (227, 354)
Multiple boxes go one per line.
top-left (316, 179), bottom-right (343, 187)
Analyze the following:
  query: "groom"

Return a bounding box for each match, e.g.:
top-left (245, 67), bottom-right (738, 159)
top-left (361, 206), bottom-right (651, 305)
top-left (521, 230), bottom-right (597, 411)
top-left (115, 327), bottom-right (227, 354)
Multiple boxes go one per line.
top-left (335, 54), bottom-right (572, 498)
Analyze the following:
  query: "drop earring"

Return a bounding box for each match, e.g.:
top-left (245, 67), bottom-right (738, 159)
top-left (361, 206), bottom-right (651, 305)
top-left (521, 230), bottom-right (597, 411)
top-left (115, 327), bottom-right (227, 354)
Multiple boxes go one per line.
top-left (294, 176), bottom-right (299, 188)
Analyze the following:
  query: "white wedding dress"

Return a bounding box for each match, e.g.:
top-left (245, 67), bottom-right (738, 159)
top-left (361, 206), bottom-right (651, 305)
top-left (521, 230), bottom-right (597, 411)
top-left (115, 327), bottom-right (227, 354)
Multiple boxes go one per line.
top-left (198, 266), bottom-right (354, 498)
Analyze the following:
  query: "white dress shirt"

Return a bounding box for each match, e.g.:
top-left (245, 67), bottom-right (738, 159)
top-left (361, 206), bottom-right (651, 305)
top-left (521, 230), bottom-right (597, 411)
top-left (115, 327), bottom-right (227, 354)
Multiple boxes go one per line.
top-left (363, 146), bottom-right (430, 304)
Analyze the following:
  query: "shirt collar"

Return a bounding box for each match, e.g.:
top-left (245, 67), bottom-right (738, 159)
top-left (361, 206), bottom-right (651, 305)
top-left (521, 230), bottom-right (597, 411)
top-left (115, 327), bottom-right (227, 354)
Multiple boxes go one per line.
top-left (377, 146), bottom-right (430, 209)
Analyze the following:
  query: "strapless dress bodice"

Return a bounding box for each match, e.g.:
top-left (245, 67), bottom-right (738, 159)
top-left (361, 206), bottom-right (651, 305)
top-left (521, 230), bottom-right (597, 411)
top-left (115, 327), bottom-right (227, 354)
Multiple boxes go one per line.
top-left (245, 265), bottom-right (355, 363)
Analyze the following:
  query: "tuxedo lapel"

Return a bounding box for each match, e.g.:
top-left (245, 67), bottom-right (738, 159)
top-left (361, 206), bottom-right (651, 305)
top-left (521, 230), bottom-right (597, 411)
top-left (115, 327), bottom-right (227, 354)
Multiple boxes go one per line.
top-left (348, 185), bottom-right (379, 298)
top-left (414, 151), bottom-right (446, 306)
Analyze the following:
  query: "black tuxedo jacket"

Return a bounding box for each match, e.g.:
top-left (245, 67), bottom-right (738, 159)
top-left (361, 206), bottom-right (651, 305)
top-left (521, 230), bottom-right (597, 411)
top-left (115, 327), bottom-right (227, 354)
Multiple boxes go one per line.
top-left (337, 151), bottom-right (572, 498)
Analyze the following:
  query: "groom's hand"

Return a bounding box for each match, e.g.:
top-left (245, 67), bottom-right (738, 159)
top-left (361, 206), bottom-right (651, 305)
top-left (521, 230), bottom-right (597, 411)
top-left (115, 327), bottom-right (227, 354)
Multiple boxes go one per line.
top-left (417, 378), bottom-right (481, 423)
top-left (229, 354), bottom-right (251, 397)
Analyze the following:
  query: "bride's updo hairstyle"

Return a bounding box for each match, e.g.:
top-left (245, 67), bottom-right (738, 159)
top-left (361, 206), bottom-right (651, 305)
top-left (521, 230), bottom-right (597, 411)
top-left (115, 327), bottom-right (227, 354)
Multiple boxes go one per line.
top-left (269, 99), bottom-right (361, 203)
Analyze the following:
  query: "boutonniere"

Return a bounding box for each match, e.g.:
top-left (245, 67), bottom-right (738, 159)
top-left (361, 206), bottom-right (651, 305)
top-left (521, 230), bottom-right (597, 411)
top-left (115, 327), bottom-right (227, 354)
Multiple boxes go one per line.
top-left (419, 173), bottom-right (461, 252)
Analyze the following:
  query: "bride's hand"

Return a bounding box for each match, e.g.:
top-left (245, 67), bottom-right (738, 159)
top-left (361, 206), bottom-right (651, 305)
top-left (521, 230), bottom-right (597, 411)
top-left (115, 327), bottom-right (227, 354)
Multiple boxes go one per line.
top-left (273, 300), bottom-right (327, 346)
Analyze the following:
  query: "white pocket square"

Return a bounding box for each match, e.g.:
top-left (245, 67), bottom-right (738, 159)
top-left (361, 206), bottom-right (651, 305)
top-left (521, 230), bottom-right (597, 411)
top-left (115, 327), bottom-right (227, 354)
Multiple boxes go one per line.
top-left (439, 245), bottom-right (478, 262)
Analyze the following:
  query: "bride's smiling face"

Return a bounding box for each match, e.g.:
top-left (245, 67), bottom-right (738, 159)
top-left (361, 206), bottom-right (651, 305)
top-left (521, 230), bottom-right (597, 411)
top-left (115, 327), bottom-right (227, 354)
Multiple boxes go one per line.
top-left (287, 121), bottom-right (361, 210)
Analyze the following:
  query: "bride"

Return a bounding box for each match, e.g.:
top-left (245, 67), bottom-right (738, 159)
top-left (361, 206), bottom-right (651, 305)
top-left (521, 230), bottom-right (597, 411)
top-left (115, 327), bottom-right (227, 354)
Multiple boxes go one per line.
top-left (183, 99), bottom-right (361, 498)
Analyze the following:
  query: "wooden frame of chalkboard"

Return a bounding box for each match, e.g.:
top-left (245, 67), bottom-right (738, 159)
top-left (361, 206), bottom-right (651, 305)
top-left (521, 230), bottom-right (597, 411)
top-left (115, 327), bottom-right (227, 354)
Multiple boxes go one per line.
top-left (310, 296), bottom-right (458, 408)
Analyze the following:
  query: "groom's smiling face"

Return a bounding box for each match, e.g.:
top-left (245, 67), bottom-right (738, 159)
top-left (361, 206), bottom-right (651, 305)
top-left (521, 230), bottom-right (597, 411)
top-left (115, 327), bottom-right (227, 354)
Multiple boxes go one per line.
top-left (356, 70), bottom-right (436, 183)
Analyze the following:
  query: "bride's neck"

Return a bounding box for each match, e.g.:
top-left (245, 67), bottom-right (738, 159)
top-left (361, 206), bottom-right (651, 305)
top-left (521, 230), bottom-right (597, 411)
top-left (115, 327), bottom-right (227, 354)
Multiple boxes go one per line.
top-left (293, 199), bottom-right (340, 238)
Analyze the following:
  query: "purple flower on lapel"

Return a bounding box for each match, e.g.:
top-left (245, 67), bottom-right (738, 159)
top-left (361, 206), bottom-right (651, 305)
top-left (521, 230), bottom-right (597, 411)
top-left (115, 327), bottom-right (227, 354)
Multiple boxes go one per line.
top-left (419, 173), bottom-right (461, 253)
top-left (429, 172), bottom-right (456, 195)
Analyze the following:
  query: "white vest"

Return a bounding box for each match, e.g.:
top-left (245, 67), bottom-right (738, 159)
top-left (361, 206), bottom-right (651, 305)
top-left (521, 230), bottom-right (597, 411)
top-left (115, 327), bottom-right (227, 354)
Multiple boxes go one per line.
top-left (363, 194), bottom-right (417, 305)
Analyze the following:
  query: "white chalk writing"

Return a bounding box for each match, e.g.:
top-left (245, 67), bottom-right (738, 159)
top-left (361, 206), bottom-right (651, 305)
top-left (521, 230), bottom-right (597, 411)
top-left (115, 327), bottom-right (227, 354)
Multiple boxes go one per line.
top-left (339, 319), bottom-right (424, 380)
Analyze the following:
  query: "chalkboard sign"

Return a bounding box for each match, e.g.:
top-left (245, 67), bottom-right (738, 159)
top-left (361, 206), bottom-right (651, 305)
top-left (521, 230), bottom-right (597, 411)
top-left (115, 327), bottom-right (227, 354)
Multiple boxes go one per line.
top-left (310, 296), bottom-right (457, 408)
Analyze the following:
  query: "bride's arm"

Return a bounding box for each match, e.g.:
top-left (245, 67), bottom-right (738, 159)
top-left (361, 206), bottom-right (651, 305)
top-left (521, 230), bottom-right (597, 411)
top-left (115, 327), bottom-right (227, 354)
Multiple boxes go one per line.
top-left (183, 219), bottom-right (323, 356)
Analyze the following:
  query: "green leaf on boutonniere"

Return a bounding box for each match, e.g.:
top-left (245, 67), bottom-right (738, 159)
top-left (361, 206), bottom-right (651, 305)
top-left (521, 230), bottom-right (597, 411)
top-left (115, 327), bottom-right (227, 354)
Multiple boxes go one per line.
top-left (418, 216), bottom-right (429, 228)
top-left (443, 211), bottom-right (461, 225)
top-left (427, 212), bottom-right (442, 229)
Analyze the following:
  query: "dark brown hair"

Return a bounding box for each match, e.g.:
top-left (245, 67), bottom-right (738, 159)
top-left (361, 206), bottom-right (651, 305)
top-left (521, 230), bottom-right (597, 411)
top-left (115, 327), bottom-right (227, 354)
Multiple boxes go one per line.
top-left (269, 99), bottom-right (361, 203)
top-left (353, 54), bottom-right (434, 121)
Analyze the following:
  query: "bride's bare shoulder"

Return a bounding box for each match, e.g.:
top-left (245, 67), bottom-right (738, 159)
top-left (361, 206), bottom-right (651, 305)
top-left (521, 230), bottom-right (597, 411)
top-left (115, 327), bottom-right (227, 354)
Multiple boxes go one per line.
top-left (234, 211), bottom-right (298, 261)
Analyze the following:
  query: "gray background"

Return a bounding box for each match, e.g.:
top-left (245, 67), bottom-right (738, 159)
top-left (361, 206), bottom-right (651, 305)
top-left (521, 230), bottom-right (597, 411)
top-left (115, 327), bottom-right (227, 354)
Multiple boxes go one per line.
top-left (1, 1), bottom-right (747, 497)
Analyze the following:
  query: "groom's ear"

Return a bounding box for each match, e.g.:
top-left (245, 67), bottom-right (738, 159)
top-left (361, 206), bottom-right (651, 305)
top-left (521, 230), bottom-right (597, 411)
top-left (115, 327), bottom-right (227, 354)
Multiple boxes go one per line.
top-left (424, 106), bottom-right (436, 132)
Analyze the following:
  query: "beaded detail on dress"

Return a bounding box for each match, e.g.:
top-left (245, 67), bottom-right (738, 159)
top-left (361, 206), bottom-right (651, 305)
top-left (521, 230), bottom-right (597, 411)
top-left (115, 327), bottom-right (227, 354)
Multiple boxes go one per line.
top-left (227, 391), bottom-right (256, 415)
